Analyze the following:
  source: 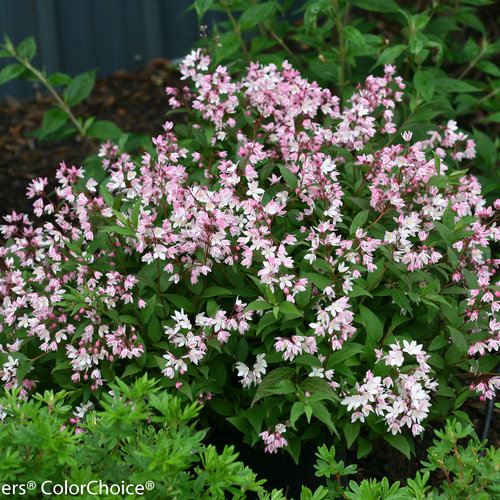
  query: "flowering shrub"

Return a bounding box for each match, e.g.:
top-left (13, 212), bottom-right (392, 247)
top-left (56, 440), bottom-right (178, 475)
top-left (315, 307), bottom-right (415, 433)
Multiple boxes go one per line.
top-left (1, 47), bottom-right (499, 462)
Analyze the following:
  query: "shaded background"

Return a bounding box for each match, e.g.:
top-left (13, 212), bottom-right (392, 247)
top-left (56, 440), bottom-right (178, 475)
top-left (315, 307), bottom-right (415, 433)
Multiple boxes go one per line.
top-left (0, 0), bottom-right (224, 100)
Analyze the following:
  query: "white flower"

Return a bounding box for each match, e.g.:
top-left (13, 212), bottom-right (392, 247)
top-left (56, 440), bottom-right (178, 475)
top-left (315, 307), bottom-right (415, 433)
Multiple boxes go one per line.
top-left (309, 366), bottom-right (324, 378)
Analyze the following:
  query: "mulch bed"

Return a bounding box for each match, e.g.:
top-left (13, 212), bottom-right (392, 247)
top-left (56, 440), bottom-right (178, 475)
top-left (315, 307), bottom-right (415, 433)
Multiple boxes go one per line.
top-left (0, 58), bottom-right (182, 219)
top-left (0, 58), bottom-right (498, 495)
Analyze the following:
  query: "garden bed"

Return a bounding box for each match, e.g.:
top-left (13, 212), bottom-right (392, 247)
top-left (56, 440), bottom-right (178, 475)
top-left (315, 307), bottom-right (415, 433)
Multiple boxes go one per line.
top-left (1, 60), bottom-right (498, 497)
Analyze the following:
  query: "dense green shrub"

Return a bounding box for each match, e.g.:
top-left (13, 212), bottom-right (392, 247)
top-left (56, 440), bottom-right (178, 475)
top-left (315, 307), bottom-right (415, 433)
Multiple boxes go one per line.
top-left (0, 0), bottom-right (498, 486)
top-left (0, 375), bottom-right (266, 499)
top-left (192, 0), bottom-right (500, 200)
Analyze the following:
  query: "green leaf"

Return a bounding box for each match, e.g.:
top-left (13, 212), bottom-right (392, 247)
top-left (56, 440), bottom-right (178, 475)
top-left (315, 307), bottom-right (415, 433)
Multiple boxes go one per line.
top-left (477, 60), bottom-right (500, 77)
top-left (251, 367), bottom-right (295, 406)
top-left (278, 164), bottom-right (298, 189)
top-left (245, 300), bottom-right (273, 312)
top-left (121, 363), bottom-right (142, 379)
top-left (485, 111), bottom-right (500, 123)
top-left (349, 209), bottom-right (370, 235)
top-left (300, 377), bottom-right (338, 403)
top-left (48, 72), bottom-right (72, 86)
top-left (463, 269), bottom-right (479, 290)
top-left (15, 361), bottom-right (33, 383)
top-left (0, 63), bottom-right (27, 84)
top-left (164, 294), bottom-right (196, 313)
top-left (147, 314), bottom-right (163, 344)
top-left (140, 294), bottom-right (157, 324)
top-left (414, 70), bottom-right (436, 102)
top-left (206, 298), bottom-right (219, 317)
top-left (17, 36), bottom-right (36, 60)
top-left (203, 286), bottom-right (236, 298)
top-left (239, 2), bottom-right (278, 30)
top-left (305, 272), bottom-right (334, 291)
top-left (257, 312), bottom-right (279, 334)
top-left (448, 326), bottom-right (469, 355)
top-left (350, 0), bottom-right (399, 12)
top-left (64, 69), bottom-right (96, 106)
top-left (304, 0), bottom-right (331, 29)
top-left (436, 77), bottom-right (480, 93)
top-left (214, 32), bottom-right (241, 63)
top-left (454, 389), bottom-right (473, 409)
top-left (358, 305), bottom-right (383, 343)
top-left (433, 221), bottom-right (455, 245)
top-left (384, 433), bottom-right (411, 459)
top-left (236, 338), bottom-right (249, 362)
top-left (227, 415), bottom-right (252, 436)
top-left (130, 199), bottom-right (142, 229)
top-left (373, 44), bottom-right (406, 68)
top-left (328, 343), bottom-right (364, 367)
top-left (473, 128), bottom-right (497, 168)
top-left (193, 0), bottom-right (214, 23)
top-left (87, 120), bottom-right (123, 140)
top-left (344, 421), bottom-right (360, 449)
top-left (357, 436), bottom-right (373, 459)
top-left (100, 225), bottom-right (136, 237)
top-left (310, 401), bottom-right (336, 433)
top-left (209, 397), bottom-right (232, 416)
top-left (446, 245), bottom-right (459, 269)
top-left (279, 301), bottom-right (303, 318)
top-left (38, 108), bottom-right (69, 137)
top-left (343, 26), bottom-right (365, 47)
top-left (290, 402), bottom-right (305, 428)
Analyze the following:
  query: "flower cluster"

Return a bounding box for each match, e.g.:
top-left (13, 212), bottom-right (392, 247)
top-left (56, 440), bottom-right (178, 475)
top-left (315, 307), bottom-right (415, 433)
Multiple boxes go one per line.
top-left (235, 353), bottom-right (267, 388)
top-left (260, 423), bottom-right (288, 454)
top-left (162, 300), bottom-right (252, 379)
top-left (342, 341), bottom-right (438, 436)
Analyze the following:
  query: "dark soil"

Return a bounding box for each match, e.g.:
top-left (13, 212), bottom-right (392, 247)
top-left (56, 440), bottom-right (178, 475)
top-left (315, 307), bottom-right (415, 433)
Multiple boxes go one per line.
top-left (0, 58), bottom-right (182, 220)
top-left (0, 59), bottom-right (499, 497)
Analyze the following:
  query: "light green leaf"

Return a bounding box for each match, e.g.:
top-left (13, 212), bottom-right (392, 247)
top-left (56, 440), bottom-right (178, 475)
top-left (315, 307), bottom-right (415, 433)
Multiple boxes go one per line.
top-left (38, 109), bottom-right (69, 137)
top-left (278, 164), bottom-right (298, 190)
top-left (448, 326), bottom-right (469, 354)
top-left (373, 44), bottom-right (406, 68)
top-left (245, 300), bottom-right (273, 312)
top-left (349, 209), bottom-right (370, 235)
top-left (17, 36), bottom-right (36, 60)
top-left (279, 301), bottom-right (303, 318)
top-left (64, 69), bottom-right (96, 106)
top-left (87, 120), bottom-right (123, 140)
top-left (239, 2), bottom-right (278, 30)
top-left (0, 63), bottom-right (26, 84)
top-left (359, 305), bottom-right (383, 343)
top-left (414, 70), bottom-right (436, 102)
top-left (100, 225), bottom-right (136, 237)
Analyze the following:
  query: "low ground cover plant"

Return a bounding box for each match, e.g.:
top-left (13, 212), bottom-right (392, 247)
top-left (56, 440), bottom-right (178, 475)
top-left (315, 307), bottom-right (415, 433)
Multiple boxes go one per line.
top-left (0, 375), bottom-right (266, 499)
top-left (1, 378), bottom-right (498, 498)
top-left (0, 42), bottom-right (498, 468)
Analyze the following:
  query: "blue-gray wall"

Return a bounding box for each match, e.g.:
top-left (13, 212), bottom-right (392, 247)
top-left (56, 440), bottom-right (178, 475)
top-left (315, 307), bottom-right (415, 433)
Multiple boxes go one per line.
top-left (0, 0), bottom-right (223, 100)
